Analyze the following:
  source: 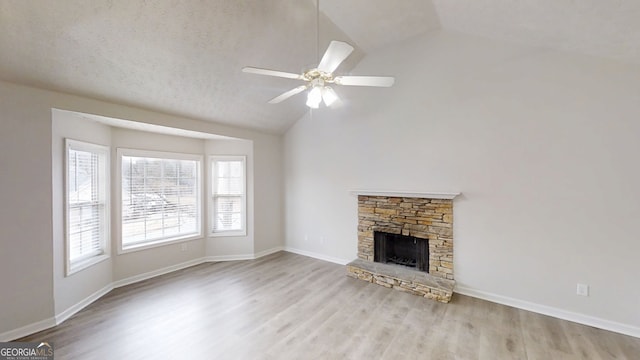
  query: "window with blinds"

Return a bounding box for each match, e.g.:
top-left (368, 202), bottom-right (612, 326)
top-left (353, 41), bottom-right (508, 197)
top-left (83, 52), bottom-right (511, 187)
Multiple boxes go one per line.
top-left (211, 156), bottom-right (246, 236)
top-left (119, 149), bottom-right (202, 251)
top-left (66, 139), bottom-right (110, 275)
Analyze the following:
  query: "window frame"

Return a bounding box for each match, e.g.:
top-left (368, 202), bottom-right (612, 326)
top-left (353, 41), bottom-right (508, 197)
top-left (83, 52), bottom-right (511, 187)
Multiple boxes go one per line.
top-left (117, 148), bottom-right (203, 254)
top-left (65, 139), bottom-right (110, 276)
top-left (210, 155), bottom-right (247, 237)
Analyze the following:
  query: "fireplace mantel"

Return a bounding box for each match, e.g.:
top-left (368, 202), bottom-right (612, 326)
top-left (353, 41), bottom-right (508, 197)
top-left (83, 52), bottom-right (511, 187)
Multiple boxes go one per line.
top-left (349, 190), bottom-right (460, 200)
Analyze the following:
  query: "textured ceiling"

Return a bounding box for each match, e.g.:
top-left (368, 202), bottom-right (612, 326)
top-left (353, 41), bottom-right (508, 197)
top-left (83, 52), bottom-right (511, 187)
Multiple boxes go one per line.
top-left (433, 0), bottom-right (640, 65)
top-left (1, 1), bottom-right (640, 134)
top-left (319, 0), bottom-right (441, 53)
top-left (0, 0), bottom-right (369, 133)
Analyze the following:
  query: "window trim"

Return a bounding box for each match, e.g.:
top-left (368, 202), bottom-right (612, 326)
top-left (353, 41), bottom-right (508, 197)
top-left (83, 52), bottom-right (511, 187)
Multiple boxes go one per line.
top-left (65, 139), bottom-right (110, 276)
top-left (210, 155), bottom-right (247, 237)
top-left (117, 148), bottom-right (203, 254)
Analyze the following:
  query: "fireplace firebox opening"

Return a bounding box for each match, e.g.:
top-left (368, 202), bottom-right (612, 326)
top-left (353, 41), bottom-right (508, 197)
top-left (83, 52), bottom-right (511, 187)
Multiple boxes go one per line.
top-left (374, 231), bottom-right (429, 272)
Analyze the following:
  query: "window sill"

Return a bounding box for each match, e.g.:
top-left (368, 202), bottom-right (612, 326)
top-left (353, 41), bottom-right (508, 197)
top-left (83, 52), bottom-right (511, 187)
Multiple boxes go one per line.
top-left (210, 230), bottom-right (247, 238)
top-left (118, 233), bottom-right (202, 254)
top-left (66, 254), bottom-right (110, 277)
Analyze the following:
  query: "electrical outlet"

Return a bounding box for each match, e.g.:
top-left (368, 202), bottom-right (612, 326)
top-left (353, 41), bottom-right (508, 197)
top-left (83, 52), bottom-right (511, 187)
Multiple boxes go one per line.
top-left (181, 243), bottom-right (187, 252)
top-left (576, 283), bottom-right (589, 296)
top-left (320, 236), bottom-right (325, 244)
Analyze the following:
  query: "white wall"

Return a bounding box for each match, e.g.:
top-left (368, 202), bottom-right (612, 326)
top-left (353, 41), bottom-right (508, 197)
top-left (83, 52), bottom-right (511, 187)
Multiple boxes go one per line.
top-left (252, 136), bottom-right (285, 254)
top-left (284, 31), bottom-right (640, 334)
top-left (0, 80), bottom-right (284, 339)
top-left (0, 84), bottom-right (55, 335)
top-left (51, 111), bottom-right (113, 316)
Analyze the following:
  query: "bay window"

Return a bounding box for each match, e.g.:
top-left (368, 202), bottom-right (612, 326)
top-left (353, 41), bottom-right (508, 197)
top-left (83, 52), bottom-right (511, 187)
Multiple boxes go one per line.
top-left (119, 149), bottom-right (202, 251)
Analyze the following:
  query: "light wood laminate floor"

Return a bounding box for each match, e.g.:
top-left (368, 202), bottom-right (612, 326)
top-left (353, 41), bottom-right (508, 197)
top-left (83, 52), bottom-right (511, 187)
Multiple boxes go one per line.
top-left (20, 252), bottom-right (640, 359)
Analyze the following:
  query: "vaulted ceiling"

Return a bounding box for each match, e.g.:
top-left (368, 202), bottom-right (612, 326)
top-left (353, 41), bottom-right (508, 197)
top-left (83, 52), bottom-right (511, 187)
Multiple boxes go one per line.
top-left (1, 0), bottom-right (639, 134)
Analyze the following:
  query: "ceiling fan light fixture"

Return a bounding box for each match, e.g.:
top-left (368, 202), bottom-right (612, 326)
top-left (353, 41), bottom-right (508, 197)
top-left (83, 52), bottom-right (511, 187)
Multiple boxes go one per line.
top-left (242, 0), bottom-right (394, 108)
top-left (306, 86), bottom-right (322, 108)
top-left (322, 86), bottom-right (338, 107)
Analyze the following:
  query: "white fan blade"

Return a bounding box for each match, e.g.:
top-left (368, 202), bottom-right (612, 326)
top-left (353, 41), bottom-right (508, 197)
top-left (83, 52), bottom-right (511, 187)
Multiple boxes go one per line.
top-left (317, 41), bottom-right (354, 74)
top-left (242, 67), bottom-right (303, 80)
top-left (268, 85), bottom-right (309, 104)
top-left (334, 76), bottom-right (395, 87)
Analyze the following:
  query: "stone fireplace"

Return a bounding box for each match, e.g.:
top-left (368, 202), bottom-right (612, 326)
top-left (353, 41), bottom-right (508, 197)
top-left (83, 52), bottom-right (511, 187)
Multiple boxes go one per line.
top-left (346, 191), bottom-right (458, 303)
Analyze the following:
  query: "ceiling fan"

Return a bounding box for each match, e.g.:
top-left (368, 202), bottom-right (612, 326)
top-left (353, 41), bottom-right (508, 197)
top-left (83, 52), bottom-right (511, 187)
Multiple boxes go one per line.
top-left (241, 1), bottom-right (394, 109)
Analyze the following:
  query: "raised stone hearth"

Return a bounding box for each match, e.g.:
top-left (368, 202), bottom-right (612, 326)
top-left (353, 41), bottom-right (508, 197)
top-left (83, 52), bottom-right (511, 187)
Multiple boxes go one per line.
top-left (347, 191), bottom-right (458, 303)
top-left (347, 259), bottom-right (455, 303)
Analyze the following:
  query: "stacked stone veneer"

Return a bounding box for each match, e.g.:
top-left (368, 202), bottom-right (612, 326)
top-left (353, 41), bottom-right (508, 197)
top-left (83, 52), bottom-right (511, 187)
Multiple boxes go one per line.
top-left (347, 195), bottom-right (455, 303)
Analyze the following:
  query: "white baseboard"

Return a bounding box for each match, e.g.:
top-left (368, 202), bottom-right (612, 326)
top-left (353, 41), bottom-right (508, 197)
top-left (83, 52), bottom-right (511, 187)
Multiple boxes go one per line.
top-left (0, 284), bottom-right (115, 341)
top-left (112, 257), bottom-right (206, 288)
top-left (204, 246), bottom-right (284, 262)
top-left (204, 254), bottom-right (257, 262)
top-left (11, 251), bottom-right (636, 341)
top-left (284, 247), bottom-right (351, 265)
top-left (254, 246), bottom-right (285, 259)
top-left (2, 251), bottom-right (287, 341)
top-left (455, 285), bottom-right (640, 339)
top-left (0, 317), bottom-right (56, 342)
top-left (55, 284), bottom-right (114, 325)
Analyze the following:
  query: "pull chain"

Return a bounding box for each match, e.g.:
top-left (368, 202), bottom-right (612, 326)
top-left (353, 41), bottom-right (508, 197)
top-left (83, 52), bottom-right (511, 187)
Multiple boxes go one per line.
top-left (316, 0), bottom-right (320, 64)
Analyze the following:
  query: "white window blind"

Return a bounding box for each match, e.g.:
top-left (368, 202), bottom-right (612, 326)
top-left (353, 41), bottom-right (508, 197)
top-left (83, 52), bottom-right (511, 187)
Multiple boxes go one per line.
top-left (120, 150), bottom-right (201, 250)
top-left (66, 139), bottom-right (109, 274)
top-left (211, 156), bottom-right (246, 235)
